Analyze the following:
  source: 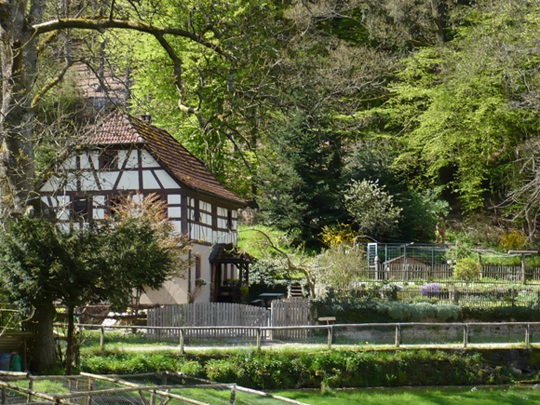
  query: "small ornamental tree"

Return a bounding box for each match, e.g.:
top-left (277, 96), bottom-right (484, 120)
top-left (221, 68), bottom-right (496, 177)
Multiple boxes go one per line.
top-left (343, 179), bottom-right (402, 239)
top-left (0, 194), bottom-right (190, 373)
top-left (314, 244), bottom-right (367, 297)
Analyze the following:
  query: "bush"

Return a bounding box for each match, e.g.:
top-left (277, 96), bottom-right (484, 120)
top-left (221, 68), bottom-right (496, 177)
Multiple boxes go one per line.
top-left (453, 258), bottom-right (481, 281)
top-left (498, 230), bottom-right (527, 252)
top-left (80, 349), bottom-right (514, 389)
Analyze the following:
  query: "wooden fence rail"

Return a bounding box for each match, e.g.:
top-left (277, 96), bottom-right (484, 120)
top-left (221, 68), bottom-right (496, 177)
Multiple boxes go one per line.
top-left (72, 321), bottom-right (540, 352)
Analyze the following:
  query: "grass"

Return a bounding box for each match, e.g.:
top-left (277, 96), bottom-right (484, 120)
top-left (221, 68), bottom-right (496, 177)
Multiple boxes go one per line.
top-left (275, 385), bottom-right (540, 405)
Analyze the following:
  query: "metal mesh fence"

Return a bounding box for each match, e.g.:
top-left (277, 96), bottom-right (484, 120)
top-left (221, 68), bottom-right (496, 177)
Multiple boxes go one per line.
top-left (362, 243), bottom-right (540, 284)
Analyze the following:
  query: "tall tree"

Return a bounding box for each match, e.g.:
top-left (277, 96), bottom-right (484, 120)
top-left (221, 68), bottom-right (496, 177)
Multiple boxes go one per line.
top-left (0, 0), bottom-right (245, 215)
top-left (365, 0), bottom-right (540, 213)
top-left (257, 112), bottom-right (345, 247)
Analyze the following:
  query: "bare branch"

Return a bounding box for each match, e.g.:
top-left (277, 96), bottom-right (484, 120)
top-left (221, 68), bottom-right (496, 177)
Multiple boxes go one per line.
top-left (32, 18), bottom-right (226, 56)
top-left (241, 228), bottom-right (316, 296)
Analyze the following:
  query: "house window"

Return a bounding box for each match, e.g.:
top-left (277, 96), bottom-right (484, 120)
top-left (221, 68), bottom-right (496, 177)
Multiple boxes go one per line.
top-left (73, 198), bottom-right (90, 220)
top-left (100, 150), bottom-right (118, 170)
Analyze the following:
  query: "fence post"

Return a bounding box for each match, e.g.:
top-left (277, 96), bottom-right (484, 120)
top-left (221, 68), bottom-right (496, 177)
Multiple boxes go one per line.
top-left (453, 285), bottom-right (459, 305)
top-left (99, 326), bottom-right (105, 350)
top-left (161, 371), bottom-right (167, 386)
top-left (2, 386), bottom-right (6, 404)
top-left (229, 385), bottom-right (237, 405)
top-left (28, 379), bottom-right (33, 403)
top-left (463, 324), bottom-right (468, 348)
top-left (526, 324), bottom-right (530, 348)
top-left (327, 325), bottom-right (333, 350)
top-left (256, 328), bottom-right (262, 351)
top-left (395, 324), bottom-right (401, 348)
top-left (179, 328), bottom-right (185, 355)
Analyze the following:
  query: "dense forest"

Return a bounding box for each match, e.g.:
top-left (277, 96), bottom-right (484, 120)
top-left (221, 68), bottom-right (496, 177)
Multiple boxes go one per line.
top-left (3, 0), bottom-right (540, 249)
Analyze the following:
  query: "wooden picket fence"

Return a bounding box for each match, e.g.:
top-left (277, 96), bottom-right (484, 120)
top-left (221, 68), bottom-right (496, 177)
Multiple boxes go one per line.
top-left (147, 302), bottom-right (268, 340)
top-left (147, 299), bottom-right (312, 341)
top-left (270, 298), bottom-right (312, 340)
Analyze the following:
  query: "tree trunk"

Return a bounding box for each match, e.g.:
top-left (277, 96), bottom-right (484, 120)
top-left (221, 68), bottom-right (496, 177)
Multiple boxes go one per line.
top-left (64, 305), bottom-right (75, 375)
top-left (0, 1), bottom-right (39, 216)
top-left (27, 300), bottom-right (57, 372)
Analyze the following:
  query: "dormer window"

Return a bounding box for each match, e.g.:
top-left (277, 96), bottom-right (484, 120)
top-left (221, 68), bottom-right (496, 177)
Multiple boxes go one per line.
top-left (100, 150), bottom-right (118, 170)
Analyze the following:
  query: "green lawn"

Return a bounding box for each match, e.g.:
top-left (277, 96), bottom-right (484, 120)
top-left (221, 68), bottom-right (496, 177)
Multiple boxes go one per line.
top-left (275, 385), bottom-right (540, 405)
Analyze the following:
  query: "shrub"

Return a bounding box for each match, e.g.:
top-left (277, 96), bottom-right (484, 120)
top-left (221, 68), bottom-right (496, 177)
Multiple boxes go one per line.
top-left (498, 230), bottom-right (527, 252)
top-left (410, 303), bottom-right (437, 321)
top-left (435, 305), bottom-right (460, 321)
top-left (453, 258), bottom-right (481, 281)
top-left (419, 283), bottom-right (440, 298)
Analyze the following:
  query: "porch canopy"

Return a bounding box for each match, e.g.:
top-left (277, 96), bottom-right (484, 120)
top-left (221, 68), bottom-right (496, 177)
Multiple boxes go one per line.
top-left (209, 243), bottom-right (253, 302)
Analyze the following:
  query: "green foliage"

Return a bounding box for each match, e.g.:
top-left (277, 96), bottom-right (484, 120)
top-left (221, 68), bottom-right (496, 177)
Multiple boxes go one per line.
top-left (80, 349), bottom-right (510, 389)
top-left (238, 225), bottom-right (298, 260)
top-left (453, 258), bottom-right (481, 281)
top-left (313, 299), bottom-right (461, 324)
top-left (257, 112), bottom-right (345, 247)
top-left (460, 305), bottom-right (540, 322)
top-left (313, 244), bottom-right (367, 296)
top-left (0, 207), bottom-right (187, 372)
top-left (397, 187), bottom-right (449, 242)
top-left (361, 0), bottom-right (540, 215)
top-left (343, 179), bottom-right (402, 240)
top-left (445, 244), bottom-right (474, 263)
top-left (498, 230), bottom-right (527, 252)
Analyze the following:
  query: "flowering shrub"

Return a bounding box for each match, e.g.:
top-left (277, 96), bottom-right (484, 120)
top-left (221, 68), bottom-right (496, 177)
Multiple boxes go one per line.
top-left (419, 283), bottom-right (440, 298)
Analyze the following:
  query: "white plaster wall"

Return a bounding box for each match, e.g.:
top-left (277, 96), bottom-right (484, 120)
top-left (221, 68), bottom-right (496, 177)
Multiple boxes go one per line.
top-left (142, 171), bottom-right (160, 189)
top-left (168, 194), bottom-right (181, 205)
top-left (40, 175), bottom-right (64, 193)
top-left (141, 151), bottom-right (159, 167)
top-left (155, 170), bottom-right (178, 189)
top-left (116, 171), bottom-right (140, 190)
top-left (96, 172), bottom-right (117, 190)
top-left (139, 243), bottom-right (212, 305)
top-left (168, 206), bottom-right (181, 218)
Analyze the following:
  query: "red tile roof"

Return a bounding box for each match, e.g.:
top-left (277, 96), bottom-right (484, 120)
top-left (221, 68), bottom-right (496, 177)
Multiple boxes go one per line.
top-left (82, 111), bottom-right (245, 206)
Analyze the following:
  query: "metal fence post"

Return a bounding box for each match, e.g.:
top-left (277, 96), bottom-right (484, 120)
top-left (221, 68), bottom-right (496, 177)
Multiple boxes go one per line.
top-left (395, 324), bottom-right (401, 348)
top-left (526, 324), bottom-right (531, 348)
top-left (463, 324), bottom-right (468, 348)
top-left (229, 385), bottom-right (237, 405)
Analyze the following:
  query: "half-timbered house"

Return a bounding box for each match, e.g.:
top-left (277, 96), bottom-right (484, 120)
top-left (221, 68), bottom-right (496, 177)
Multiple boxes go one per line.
top-left (39, 111), bottom-right (249, 305)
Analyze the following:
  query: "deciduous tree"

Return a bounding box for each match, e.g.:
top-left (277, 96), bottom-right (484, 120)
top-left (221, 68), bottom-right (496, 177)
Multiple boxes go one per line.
top-left (0, 195), bottom-right (189, 373)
